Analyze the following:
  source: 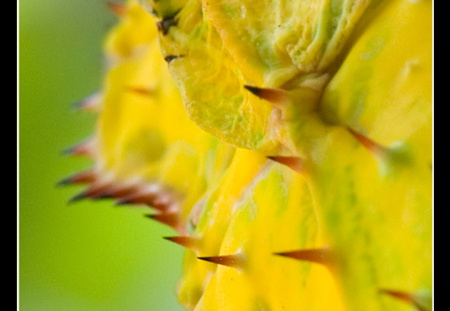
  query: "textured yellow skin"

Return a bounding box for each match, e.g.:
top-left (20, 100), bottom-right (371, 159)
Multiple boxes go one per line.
top-left (312, 1), bottom-right (432, 309)
top-left (67, 0), bottom-right (432, 310)
top-left (191, 160), bottom-right (346, 310)
top-left (202, 0), bottom-right (371, 84)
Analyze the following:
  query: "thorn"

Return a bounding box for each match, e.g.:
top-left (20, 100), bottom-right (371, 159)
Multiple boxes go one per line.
top-left (116, 187), bottom-right (159, 206)
top-left (107, 1), bottom-right (126, 17)
top-left (145, 212), bottom-right (179, 230)
top-left (244, 85), bottom-right (289, 106)
top-left (61, 138), bottom-right (95, 158)
top-left (273, 247), bottom-right (334, 266)
top-left (85, 182), bottom-right (115, 200)
top-left (57, 170), bottom-right (97, 186)
top-left (100, 183), bottom-right (139, 200)
top-left (380, 289), bottom-right (429, 311)
top-left (164, 54), bottom-right (184, 64)
top-left (68, 181), bottom-right (113, 203)
top-left (267, 156), bottom-right (304, 173)
top-left (156, 11), bottom-right (179, 35)
top-left (197, 253), bottom-right (244, 270)
top-left (71, 92), bottom-right (101, 112)
top-left (163, 236), bottom-right (199, 250)
top-left (347, 128), bottom-right (386, 157)
top-left (68, 191), bottom-right (89, 204)
top-left (114, 184), bottom-right (176, 212)
top-left (127, 86), bottom-right (154, 97)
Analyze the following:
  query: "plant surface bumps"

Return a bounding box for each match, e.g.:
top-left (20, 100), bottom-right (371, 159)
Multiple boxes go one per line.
top-left (62, 0), bottom-right (432, 310)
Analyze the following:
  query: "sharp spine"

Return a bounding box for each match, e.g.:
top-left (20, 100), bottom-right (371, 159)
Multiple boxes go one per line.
top-left (102, 183), bottom-right (139, 200)
top-left (72, 92), bottom-right (101, 112)
top-left (145, 212), bottom-right (179, 230)
top-left (244, 85), bottom-right (289, 106)
top-left (164, 54), bottom-right (185, 64)
top-left (68, 181), bottom-right (113, 203)
top-left (58, 169), bottom-right (97, 186)
top-left (347, 127), bottom-right (386, 157)
top-left (61, 138), bottom-right (95, 158)
top-left (107, 1), bottom-right (126, 16)
top-left (267, 156), bottom-right (304, 173)
top-left (156, 11), bottom-right (179, 35)
top-left (163, 236), bottom-right (199, 250)
top-left (197, 253), bottom-right (244, 269)
top-left (379, 289), bottom-right (429, 311)
top-left (116, 189), bottom-right (157, 206)
top-left (128, 86), bottom-right (154, 97)
top-left (273, 247), bottom-right (334, 266)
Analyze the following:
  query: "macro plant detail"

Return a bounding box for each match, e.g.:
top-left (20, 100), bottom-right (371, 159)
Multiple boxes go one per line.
top-left (61, 0), bottom-right (432, 310)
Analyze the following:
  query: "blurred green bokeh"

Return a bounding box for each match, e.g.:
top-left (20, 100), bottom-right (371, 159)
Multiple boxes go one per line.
top-left (19, 0), bottom-right (184, 310)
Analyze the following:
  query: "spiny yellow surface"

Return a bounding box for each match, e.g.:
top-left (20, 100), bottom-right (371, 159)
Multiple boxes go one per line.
top-left (65, 0), bottom-right (432, 310)
top-left (191, 161), bottom-right (345, 311)
top-left (87, 1), bottom-right (236, 228)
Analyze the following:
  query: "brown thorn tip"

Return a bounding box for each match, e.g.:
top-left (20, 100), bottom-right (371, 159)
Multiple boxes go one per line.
top-left (197, 254), bottom-right (244, 269)
top-left (347, 127), bottom-right (385, 156)
top-left (67, 182), bottom-right (114, 203)
top-left (267, 156), bottom-right (304, 173)
top-left (71, 92), bottom-right (101, 111)
top-left (156, 12), bottom-right (179, 35)
top-left (164, 54), bottom-right (184, 64)
top-left (58, 170), bottom-right (96, 186)
top-left (273, 247), bottom-right (334, 266)
top-left (107, 1), bottom-right (126, 16)
top-left (380, 289), bottom-right (429, 311)
top-left (145, 213), bottom-right (179, 229)
top-left (127, 86), bottom-right (154, 97)
top-left (61, 139), bottom-right (94, 157)
top-left (68, 191), bottom-right (88, 204)
top-left (114, 199), bottom-right (131, 206)
top-left (244, 85), bottom-right (263, 96)
top-left (163, 236), bottom-right (198, 250)
top-left (116, 190), bottom-right (156, 206)
top-left (244, 85), bottom-right (289, 105)
top-left (102, 184), bottom-right (138, 200)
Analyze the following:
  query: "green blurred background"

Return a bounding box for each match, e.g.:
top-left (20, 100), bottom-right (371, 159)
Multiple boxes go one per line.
top-left (19, 0), bottom-right (184, 310)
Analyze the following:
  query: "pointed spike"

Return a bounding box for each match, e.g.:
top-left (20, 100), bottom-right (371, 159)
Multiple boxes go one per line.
top-left (163, 236), bottom-right (199, 250)
top-left (267, 156), bottom-right (304, 173)
top-left (58, 169), bottom-right (97, 186)
top-left (156, 11), bottom-right (179, 35)
top-left (68, 190), bottom-right (89, 204)
top-left (127, 86), bottom-right (154, 97)
top-left (87, 184), bottom-right (123, 201)
top-left (107, 1), bottom-right (126, 17)
top-left (61, 138), bottom-right (95, 158)
top-left (197, 253), bottom-right (244, 269)
top-left (164, 54), bottom-right (185, 64)
top-left (145, 212), bottom-right (179, 229)
top-left (71, 92), bottom-right (101, 112)
top-left (380, 289), bottom-right (429, 311)
top-left (86, 182), bottom-right (116, 200)
top-left (273, 247), bottom-right (334, 266)
top-left (116, 189), bottom-right (158, 206)
top-left (101, 183), bottom-right (139, 200)
top-left (115, 197), bottom-right (134, 206)
top-left (244, 85), bottom-right (289, 106)
top-left (347, 128), bottom-right (386, 157)
top-left (114, 184), bottom-right (175, 212)
top-left (68, 181), bottom-right (114, 203)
